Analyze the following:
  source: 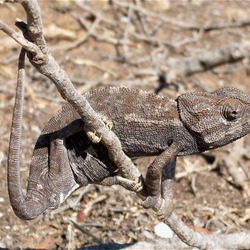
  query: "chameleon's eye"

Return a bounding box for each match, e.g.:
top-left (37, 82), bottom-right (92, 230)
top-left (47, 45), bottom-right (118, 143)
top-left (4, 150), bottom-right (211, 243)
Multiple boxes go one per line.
top-left (224, 109), bottom-right (238, 121)
top-left (222, 100), bottom-right (243, 121)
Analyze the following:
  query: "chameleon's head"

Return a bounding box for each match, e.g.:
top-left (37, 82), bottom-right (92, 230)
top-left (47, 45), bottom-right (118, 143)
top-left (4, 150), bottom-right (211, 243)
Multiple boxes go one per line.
top-left (177, 87), bottom-right (250, 150)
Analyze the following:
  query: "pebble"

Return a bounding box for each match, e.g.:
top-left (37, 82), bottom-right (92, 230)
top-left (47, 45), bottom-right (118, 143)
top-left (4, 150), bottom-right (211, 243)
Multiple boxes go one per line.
top-left (154, 222), bottom-right (174, 239)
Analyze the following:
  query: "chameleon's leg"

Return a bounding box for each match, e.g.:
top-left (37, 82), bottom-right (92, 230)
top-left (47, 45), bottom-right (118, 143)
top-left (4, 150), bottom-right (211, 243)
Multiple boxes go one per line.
top-left (142, 143), bottom-right (179, 220)
top-left (47, 123), bottom-right (85, 205)
top-left (157, 160), bottom-right (176, 220)
top-left (85, 116), bottom-right (113, 143)
top-left (48, 138), bottom-right (79, 205)
top-left (48, 120), bottom-right (84, 177)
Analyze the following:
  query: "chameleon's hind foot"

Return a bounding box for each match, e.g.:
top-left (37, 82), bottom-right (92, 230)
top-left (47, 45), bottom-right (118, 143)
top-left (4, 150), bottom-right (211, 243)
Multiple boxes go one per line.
top-left (156, 198), bottom-right (174, 221)
top-left (142, 196), bottom-right (162, 210)
top-left (142, 179), bottom-right (175, 220)
top-left (142, 196), bottom-right (173, 221)
top-left (158, 179), bottom-right (175, 220)
top-left (85, 116), bottom-right (113, 143)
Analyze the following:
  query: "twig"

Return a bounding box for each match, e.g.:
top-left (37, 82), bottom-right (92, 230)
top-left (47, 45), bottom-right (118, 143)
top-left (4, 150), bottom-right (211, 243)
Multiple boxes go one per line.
top-left (113, 0), bottom-right (250, 32)
top-left (73, 0), bottom-right (116, 27)
top-left (71, 14), bottom-right (133, 47)
top-left (129, 31), bottom-right (174, 48)
top-left (0, 18), bottom-right (45, 63)
top-left (69, 185), bottom-right (96, 210)
top-left (166, 41), bottom-right (250, 82)
top-left (223, 139), bottom-right (250, 197)
top-left (198, 19), bottom-right (250, 32)
top-left (113, 0), bottom-right (196, 30)
top-left (175, 165), bottom-right (214, 180)
top-left (72, 58), bottom-right (117, 78)
top-left (50, 16), bottom-right (100, 51)
top-left (70, 220), bottom-right (104, 245)
top-left (134, 0), bottom-right (153, 36)
top-left (190, 174), bottom-right (198, 195)
top-left (52, 13), bottom-right (133, 52)
top-left (84, 194), bottom-right (107, 216)
top-left (122, 3), bottom-right (133, 59)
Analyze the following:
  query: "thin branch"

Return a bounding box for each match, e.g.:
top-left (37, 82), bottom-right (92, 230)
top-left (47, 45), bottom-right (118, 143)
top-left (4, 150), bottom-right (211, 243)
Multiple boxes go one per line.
top-left (51, 13), bottom-right (133, 52)
top-left (129, 31), bottom-right (174, 48)
top-left (77, 230), bottom-right (250, 249)
top-left (166, 41), bottom-right (250, 82)
top-left (20, 0), bottom-right (48, 54)
top-left (51, 16), bottom-right (100, 51)
top-left (73, 0), bottom-right (116, 27)
top-left (70, 220), bottom-right (104, 245)
top-left (113, 0), bottom-right (250, 32)
top-left (112, 0), bottom-right (196, 30)
top-left (0, 18), bottom-right (44, 63)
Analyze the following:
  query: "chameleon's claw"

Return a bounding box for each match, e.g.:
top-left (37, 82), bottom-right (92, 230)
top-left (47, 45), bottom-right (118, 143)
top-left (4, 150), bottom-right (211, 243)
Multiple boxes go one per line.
top-left (132, 177), bottom-right (144, 192)
top-left (100, 175), bottom-right (143, 192)
top-left (116, 176), bottom-right (143, 192)
top-left (86, 130), bottom-right (102, 143)
top-left (101, 116), bottom-right (113, 130)
top-left (85, 116), bottom-right (113, 144)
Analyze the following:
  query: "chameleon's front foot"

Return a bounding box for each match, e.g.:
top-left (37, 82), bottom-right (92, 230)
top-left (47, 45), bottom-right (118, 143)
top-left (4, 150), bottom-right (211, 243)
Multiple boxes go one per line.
top-left (100, 175), bottom-right (143, 192)
top-left (85, 116), bottom-right (113, 143)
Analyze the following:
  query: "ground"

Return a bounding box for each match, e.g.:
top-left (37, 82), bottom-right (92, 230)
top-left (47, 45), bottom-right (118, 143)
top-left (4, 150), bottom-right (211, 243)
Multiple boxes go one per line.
top-left (0, 0), bottom-right (250, 249)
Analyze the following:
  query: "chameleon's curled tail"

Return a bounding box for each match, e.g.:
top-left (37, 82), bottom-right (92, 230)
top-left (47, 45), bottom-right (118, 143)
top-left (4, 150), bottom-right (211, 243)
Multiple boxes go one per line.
top-left (8, 49), bottom-right (47, 220)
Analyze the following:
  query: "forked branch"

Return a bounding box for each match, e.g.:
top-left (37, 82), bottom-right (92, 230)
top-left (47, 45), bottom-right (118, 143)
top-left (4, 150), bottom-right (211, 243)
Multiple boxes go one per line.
top-left (2, 0), bottom-right (141, 183)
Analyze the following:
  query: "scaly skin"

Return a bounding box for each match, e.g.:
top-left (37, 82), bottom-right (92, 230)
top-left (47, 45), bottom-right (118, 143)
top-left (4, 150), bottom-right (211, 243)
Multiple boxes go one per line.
top-left (8, 83), bottom-right (250, 219)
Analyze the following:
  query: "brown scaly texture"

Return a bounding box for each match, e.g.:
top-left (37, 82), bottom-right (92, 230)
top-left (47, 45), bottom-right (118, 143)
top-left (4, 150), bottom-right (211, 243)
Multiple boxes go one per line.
top-left (8, 80), bottom-right (250, 219)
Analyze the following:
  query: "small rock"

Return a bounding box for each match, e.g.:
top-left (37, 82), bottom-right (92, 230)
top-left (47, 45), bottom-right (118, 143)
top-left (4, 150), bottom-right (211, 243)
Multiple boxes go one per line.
top-left (154, 222), bottom-right (174, 239)
top-left (143, 230), bottom-right (154, 239)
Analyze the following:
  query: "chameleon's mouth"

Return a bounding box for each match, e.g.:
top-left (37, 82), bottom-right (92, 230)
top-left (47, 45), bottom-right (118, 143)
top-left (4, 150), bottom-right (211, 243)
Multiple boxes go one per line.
top-left (208, 118), bottom-right (250, 147)
top-left (186, 116), bottom-right (250, 151)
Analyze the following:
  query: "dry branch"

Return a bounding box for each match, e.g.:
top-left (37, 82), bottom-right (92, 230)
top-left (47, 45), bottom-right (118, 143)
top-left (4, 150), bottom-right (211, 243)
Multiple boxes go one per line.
top-left (113, 0), bottom-right (250, 32)
top-left (79, 229), bottom-right (250, 250)
top-left (166, 41), bottom-right (250, 82)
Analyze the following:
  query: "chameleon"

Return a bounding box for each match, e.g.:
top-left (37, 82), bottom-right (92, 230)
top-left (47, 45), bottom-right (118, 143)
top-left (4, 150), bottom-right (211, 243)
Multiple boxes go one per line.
top-left (8, 61), bottom-right (250, 220)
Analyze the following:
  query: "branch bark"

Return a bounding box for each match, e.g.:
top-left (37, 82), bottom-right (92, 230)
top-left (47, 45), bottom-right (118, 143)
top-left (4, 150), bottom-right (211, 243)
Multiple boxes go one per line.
top-left (78, 230), bottom-right (250, 250)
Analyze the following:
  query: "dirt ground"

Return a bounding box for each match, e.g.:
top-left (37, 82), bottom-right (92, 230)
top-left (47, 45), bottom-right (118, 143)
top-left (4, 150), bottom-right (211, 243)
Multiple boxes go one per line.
top-left (0, 0), bottom-right (250, 249)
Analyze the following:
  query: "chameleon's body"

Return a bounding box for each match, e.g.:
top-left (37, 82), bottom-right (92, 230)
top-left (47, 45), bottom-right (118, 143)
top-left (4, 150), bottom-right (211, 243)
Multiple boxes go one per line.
top-left (45, 88), bottom-right (193, 185)
top-left (8, 82), bottom-right (250, 220)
